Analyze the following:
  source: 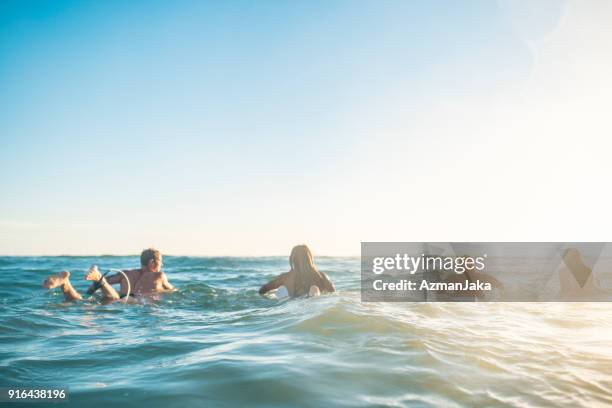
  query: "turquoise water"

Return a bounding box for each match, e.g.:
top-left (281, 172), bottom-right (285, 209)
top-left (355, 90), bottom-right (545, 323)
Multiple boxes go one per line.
top-left (1, 256), bottom-right (612, 407)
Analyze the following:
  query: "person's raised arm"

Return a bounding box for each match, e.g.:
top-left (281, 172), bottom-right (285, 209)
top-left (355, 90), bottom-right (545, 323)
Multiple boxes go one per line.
top-left (259, 272), bottom-right (289, 295)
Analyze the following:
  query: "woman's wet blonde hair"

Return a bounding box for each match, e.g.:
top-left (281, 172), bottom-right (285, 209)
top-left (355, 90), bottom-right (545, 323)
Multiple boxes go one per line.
top-left (290, 244), bottom-right (323, 296)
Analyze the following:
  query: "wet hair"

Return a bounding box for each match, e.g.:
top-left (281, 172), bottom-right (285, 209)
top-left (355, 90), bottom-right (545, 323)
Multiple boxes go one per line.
top-left (141, 248), bottom-right (161, 266)
top-left (290, 245), bottom-right (324, 296)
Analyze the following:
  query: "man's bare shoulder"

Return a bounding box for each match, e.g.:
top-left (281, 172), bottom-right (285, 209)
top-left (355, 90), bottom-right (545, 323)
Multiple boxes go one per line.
top-left (149, 271), bottom-right (169, 281)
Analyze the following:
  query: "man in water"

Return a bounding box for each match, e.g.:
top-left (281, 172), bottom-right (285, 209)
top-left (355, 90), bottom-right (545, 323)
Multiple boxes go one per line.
top-left (43, 248), bottom-right (175, 301)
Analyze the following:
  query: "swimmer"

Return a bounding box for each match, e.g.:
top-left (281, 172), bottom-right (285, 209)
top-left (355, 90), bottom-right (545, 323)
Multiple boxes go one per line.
top-left (42, 248), bottom-right (175, 302)
top-left (558, 248), bottom-right (610, 299)
top-left (259, 245), bottom-right (335, 298)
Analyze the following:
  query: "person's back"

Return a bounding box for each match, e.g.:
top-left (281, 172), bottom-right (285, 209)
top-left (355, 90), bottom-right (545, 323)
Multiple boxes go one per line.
top-left (131, 270), bottom-right (172, 295)
top-left (259, 245), bottom-right (335, 298)
top-left (287, 269), bottom-right (334, 297)
top-left (107, 249), bottom-right (174, 296)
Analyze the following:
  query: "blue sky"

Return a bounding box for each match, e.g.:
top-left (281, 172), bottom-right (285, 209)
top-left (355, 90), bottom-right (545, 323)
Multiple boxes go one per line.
top-left (1, 1), bottom-right (610, 255)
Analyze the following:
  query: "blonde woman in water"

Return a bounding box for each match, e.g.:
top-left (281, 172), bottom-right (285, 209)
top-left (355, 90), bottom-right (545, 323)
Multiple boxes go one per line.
top-left (259, 245), bottom-right (335, 298)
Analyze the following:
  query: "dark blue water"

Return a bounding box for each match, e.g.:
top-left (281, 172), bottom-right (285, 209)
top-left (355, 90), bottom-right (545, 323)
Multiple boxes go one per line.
top-left (1, 256), bottom-right (611, 407)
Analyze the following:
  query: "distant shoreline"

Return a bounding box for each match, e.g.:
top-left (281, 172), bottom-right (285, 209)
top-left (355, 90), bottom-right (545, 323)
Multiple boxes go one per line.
top-left (0, 254), bottom-right (361, 258)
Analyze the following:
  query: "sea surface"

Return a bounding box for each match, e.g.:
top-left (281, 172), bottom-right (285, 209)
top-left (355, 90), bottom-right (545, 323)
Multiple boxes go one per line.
top-left (1, 256), bottom-right (611, 407)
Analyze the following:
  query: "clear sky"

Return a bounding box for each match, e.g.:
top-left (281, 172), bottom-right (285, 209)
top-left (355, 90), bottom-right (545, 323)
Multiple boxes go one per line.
top-left (1, 0), bottom-right (611, 256)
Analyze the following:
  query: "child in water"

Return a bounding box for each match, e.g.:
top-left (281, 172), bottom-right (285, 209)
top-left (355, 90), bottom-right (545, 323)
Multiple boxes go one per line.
top-left (259, 245), bottom-right (335, 298)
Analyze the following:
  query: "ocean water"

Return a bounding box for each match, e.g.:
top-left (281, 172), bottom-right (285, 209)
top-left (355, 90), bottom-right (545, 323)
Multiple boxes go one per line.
top-left (1, 256), bottom-right (612, 408)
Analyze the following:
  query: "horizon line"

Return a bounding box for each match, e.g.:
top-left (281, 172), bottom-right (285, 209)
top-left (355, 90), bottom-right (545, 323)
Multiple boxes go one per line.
top-left (0, 253), bottom-right (361, 258)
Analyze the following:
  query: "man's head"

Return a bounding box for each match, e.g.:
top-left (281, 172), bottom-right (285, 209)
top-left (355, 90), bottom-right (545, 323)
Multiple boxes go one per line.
top-left (141, 248), bottom-right (162, 272)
